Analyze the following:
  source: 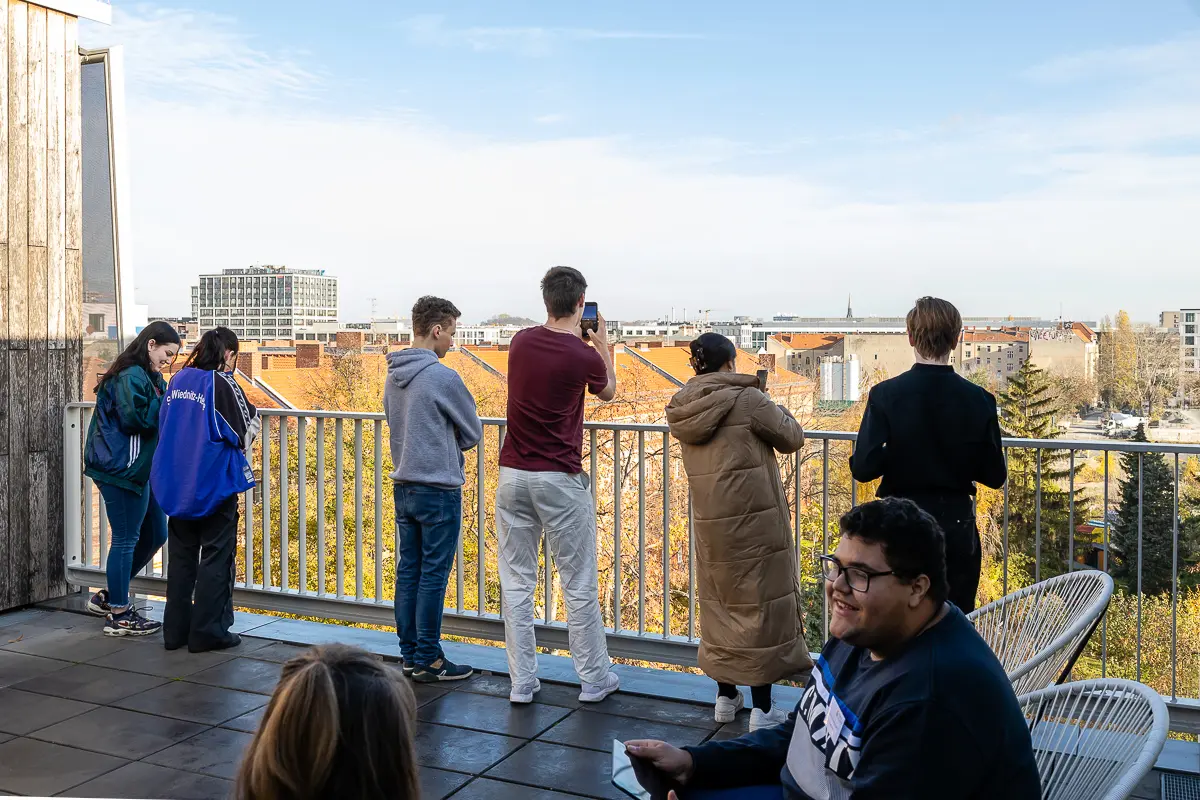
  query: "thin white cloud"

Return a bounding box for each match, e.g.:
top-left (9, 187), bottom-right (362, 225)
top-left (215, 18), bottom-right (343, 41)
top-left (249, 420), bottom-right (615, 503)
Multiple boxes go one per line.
top-left (399, 14), bottom-right (704, 57)
top-left (534, 113), bottom-right (567, 125)
top-left (1023, 32), bottom-right (1200, 85)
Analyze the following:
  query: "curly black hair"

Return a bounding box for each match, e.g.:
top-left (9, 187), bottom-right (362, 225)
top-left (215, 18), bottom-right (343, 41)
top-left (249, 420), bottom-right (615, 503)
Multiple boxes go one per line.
top-left (839, 498), bottom-right (949, 605)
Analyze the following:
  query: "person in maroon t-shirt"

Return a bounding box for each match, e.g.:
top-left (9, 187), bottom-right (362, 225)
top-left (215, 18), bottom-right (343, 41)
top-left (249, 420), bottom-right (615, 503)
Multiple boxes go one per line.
top-left (497, 266), bottom-right (620, 706)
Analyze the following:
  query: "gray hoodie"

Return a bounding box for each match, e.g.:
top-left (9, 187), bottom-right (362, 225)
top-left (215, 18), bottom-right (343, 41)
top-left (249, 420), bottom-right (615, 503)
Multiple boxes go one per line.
top-left (383, 349), bottom-right (483, 489)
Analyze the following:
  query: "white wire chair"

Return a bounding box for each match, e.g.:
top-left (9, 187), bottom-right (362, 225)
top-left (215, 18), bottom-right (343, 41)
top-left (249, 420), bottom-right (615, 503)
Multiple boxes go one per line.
top-left (968, 570), bottom-right (1114, 696)
top-left (1021, 679), bottom-right (1168, 800)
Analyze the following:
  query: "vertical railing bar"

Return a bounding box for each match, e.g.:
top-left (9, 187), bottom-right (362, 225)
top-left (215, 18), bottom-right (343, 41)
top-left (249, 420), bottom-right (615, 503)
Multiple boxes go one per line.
top-left (662, 431), bottom-right (671, 639)
top-left (297, 417), bottom-right (308, 594)
top-left (850, 439), bottom-right (857, 509)
top-left (476, 432), bottom-right (486, 615)
top-left (375, 420), bottom-right (384, 604)
top-left (590, 429), bottom-right (598, 506)
top-left (613, 431), bottom-right (623, 633)
top-left (794, 449), bottom-right (802, 593)
top-left (1002, 448), bottom-right (1010, 598)
top-left (243, 486), bottom-right (253, 588)
top-left (83, 476), bottom-right (93, 567)
top-left (98, 490), bottom-right (108, 568)
top-left (1102, 449), bottom-right (1109, 677)
top-left (262, 416), bottom-right (272, 590)
top-left (354, 420), bottom-right (364, 602)
top-left (316, 418), bottom-right (326, 596)
top-left (335, 419), bottom-right (345, 599)
top-left (1172, 452), bottom-right (1180, 702)
top-left (1136, 452), bottom-right (1143, 683)
top-left (1067, 450), bottom-right (1075, 577)
top-left (687, 490), bottom-right (695, 641)
top-left (638, 430), bottom-right (646, 635)
top-left (1034, 449), bottom-right (1042, 584)
top-left (280, 416), bottom-right (289, 592)
top-left (822, 438), bottom-right (830, 643)
top-left (497, 424), bottom-right (506, 622)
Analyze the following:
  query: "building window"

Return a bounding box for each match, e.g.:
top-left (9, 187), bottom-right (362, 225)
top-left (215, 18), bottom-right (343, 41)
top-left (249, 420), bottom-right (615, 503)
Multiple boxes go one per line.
top-left (1188, 313), bottom-right (1196, 323)
top-left (1187, 325), bottom-right (1196, 334)
top-left (88, 313), bottom-right (105, 331)
top-left (1187, 336), bottom-right (1195, 346)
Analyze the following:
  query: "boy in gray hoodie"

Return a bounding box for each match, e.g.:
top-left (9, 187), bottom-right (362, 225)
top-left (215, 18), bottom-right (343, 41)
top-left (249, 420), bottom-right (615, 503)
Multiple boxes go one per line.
top-left (384, 296), bottom-right (483, 682)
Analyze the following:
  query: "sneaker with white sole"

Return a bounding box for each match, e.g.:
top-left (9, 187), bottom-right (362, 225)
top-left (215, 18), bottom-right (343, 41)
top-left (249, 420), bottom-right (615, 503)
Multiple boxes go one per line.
top-left (412, 658), bottom-right (473, 683)
top-left (579, 672), bottom-right (620, 703)
top-left (103, 606), bottom-right (162, 637)
top-left (714, 691), bottom-right (745, 724)
top-left (749, 706), bottom-right (788, 731)
top-left (87, 589), bottom-right (111, 616)
top-left (510, 678), bottom-right (542, 704)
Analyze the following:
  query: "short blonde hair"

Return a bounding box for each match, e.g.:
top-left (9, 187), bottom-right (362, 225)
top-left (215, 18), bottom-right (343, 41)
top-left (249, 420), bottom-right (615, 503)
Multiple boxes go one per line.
top-left (906, 297), bottom-right (962, 360)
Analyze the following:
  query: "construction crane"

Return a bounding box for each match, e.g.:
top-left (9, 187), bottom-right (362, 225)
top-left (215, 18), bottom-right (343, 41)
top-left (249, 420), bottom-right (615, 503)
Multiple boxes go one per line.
top-left (698, 309), bottom-right (713, 328)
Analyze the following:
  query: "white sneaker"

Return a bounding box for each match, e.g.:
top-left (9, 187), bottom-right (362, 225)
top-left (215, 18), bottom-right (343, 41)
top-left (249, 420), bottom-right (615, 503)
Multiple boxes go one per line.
top-left (510, 679), bottom-right (541, 704)
top-left (750, 706), bottom-right (788, 732)
top-left (714, 692), bottom-right (744, 724)
top-left (579, 672), bottom-right (620, 703)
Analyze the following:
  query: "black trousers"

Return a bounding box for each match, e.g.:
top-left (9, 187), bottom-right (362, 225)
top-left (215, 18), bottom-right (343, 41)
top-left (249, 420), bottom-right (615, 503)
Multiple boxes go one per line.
top-left (902, 494), bottom-right (981, 613)
top-left (164, 496), bottom-right (238, 649)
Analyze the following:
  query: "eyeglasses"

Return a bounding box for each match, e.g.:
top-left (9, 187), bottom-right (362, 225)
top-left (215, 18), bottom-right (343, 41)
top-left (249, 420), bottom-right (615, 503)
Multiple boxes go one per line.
top-left (818, 555), bottom-right (894, 593)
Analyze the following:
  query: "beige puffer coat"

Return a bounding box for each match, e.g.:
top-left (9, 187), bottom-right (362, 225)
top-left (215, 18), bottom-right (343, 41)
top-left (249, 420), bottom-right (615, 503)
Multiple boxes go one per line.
top-left (665, 372), bottom-right (813, 686)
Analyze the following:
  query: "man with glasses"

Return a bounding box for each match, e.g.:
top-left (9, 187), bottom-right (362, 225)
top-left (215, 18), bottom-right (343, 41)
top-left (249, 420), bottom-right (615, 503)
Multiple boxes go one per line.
top-left (626, 498), bottom-right (1039, 799)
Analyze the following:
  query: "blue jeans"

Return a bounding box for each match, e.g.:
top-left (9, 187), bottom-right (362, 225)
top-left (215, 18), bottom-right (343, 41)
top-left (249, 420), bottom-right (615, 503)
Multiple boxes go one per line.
top-left (393, 484), bottom-right (462, 667)
top-left (98, 483), bottom-right (168, 608)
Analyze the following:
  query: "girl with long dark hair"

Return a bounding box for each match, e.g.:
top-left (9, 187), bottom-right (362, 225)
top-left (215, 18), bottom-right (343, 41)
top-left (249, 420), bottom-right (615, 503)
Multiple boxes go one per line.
top-left (151, 327), bottom-right (260, 652)
top-left (83, 320), bottom-right (182, 635)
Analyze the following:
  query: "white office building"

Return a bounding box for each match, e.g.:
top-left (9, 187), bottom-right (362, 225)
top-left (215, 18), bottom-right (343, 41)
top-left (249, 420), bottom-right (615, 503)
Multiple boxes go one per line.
top-left (192, 266), bottom-right (338, 341)
top-left (1180, 309), bottom-right (1199, 375)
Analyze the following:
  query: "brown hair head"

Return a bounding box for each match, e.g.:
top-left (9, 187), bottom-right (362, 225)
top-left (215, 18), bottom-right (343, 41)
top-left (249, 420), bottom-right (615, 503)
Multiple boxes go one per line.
top-left (906, 297), bottom-right (962, 360)
top-left (541, 266), bottom-right (587, 319)
top-left (235, 645), bottom-right (419, 800)
top-left (412, 296), bottom-right (461, 337)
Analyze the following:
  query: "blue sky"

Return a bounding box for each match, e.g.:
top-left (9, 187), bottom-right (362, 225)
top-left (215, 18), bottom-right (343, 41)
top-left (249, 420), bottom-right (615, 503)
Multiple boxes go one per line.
top-left (84, 1), bottom-right (1200, 322)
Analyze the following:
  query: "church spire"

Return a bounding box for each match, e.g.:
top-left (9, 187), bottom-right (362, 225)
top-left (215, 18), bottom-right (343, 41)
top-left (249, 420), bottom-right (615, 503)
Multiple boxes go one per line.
top-left (846, 294), bottom-right (853, 319)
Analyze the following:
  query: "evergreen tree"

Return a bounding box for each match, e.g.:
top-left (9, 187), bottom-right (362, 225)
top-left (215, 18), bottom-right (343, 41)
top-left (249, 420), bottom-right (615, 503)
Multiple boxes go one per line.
top-left (998, 361), bottom-right (1089, 578)
top-left (1112, 425), bottom-right (1187, 595)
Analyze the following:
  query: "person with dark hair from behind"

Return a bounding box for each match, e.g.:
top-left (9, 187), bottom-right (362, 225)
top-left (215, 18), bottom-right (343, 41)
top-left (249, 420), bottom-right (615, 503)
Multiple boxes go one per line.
top-left (498, 265), bottom-right (620, 704)
top-left (384, 296), bottom-right (483, 683)
top-left (83, 320), bottom-right (182, 636)
top-left (151, 327), bottom-right (260, 652)
top-left (850, 296), bottom-right (1007, 612)
top-left (666, 333), bottom-right (811, 730)
top-left (626, 498), bottom-right (1040, 800)
top-left (236, 644), bottom-right (420, 800)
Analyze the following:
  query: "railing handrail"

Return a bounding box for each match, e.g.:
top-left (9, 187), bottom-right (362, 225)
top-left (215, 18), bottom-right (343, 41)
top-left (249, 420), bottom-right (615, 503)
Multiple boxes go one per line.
top-left (63, 401), bottom-right (1200, 453)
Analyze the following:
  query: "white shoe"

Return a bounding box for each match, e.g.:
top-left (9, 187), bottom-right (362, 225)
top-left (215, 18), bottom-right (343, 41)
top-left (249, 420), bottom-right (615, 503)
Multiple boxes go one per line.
top-left (749, 706), bottom-right (788, 732)
top-left (579, 672), bottom-right (620, 703)
top-left (714, 692), bottom-right (744, 724)
top-left (510, 679), bottom-right (541, 704)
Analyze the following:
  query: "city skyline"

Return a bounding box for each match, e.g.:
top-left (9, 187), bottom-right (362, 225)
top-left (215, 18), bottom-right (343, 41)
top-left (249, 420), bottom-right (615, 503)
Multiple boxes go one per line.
top-left (81, 1), bottom-right (1200, 323)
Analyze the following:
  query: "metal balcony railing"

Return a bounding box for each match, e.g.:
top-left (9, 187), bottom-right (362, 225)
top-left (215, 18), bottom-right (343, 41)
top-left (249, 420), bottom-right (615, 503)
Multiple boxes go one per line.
top-left (61, 403), bottom-right (1200, 708)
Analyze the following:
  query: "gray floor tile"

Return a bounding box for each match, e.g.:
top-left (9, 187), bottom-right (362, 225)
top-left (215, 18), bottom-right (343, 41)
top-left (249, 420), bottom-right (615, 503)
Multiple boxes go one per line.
top-left (415, 722), bottom-right (525, 774)
top-left (60, 760), bottom-right (232, 799)
top-left (419, 691), bottom-right (571, 739)
top-left (240, 641), bottom-right (312, 663)
top-left (539, 710), bottom-right (710, 752)
top-left (459, 673), bottom-right (583, 709)
top-left (114, 680), bottom-right (267, 726)
top-left (0, 734), bottom-right (10, 746)
top-left (219, 705), bottom-right (267, 734)
top-left (0, 737), bottom-right (127, 796)
top-left (0, 626), bottom-right (128, 663)
top-left (186, 657), bottom-right (282, 695)
top-left (419, 766), bottom-right (472, 800)
top-left (144, 726), bottom-right (253, 780)
top-left (707, 724), bottom-right (751, 742)
top-left (381, 663), bottom-right (453, 707)
top-left (88, 640), bottom-right (237, 678)
top-left (11, 663), bottom-right (168, 705)
top-left (484, 740), bottom-right (628, 800)
top-left (451, 777), bottom-right (582, 800)
top-left (0, 651), bottom-right (70, 688)
top-left (0, 609), bottom-right (60, 630)
top-left (581, 692), bottom-right (721, 730)
top-left (0, 689), bottom-right (96, 735)
top-left (31, 706), bottom-right (208, 760)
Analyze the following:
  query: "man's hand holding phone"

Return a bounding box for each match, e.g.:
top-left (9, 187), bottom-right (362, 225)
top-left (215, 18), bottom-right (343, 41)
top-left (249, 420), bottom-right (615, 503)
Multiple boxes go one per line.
top-left (589, 313), bottom-right (610, 349)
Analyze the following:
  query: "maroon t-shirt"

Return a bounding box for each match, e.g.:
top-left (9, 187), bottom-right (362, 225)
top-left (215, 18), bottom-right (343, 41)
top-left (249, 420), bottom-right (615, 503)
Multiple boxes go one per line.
top-left (500, 326), bottom-right (608, 474)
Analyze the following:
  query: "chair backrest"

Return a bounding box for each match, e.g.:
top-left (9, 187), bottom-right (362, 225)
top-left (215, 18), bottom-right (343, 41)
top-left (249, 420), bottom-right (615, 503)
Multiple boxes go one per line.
top-left (968, 570), bottom-right (1114, 695)
top-left (1020, 679), bottom-right (1168, 800)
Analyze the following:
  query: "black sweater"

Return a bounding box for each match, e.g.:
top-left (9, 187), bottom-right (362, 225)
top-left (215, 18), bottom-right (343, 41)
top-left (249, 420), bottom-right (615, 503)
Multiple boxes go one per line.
top-left (850, 364), bottom-right (1007, 499)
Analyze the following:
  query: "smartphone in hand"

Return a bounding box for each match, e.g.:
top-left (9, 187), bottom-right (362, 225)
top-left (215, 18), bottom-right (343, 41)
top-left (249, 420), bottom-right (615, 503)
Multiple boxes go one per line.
top-left (581, 302), bottom-right (600, 340)
top-left (757, 369), bottom-right (769, 392)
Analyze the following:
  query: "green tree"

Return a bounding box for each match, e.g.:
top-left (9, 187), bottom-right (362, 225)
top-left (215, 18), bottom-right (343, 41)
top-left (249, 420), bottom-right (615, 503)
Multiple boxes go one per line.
top-left (998, 361), bottom-right (1089, 580)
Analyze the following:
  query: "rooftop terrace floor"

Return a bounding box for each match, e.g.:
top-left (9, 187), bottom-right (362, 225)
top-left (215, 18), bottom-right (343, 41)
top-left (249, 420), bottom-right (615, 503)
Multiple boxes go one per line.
top-left (0, 603), bottom-right (1173, 799)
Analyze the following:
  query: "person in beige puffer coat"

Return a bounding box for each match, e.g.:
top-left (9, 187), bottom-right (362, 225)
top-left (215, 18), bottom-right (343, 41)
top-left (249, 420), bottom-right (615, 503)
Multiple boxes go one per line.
top-left (666, 333), bottom-right (813, 731)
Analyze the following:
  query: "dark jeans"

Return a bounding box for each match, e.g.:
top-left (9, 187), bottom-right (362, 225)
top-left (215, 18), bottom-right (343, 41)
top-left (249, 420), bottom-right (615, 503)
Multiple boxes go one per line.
top-left (98, 483), bottom-right (168, 608)
top-left (393, 484), bottom-right (462, 667)
top-left (164, 496), bottom-right (239, 650)
top-left (717, 682), bottom-right (773, 713)
top-left (908, 495), bottom-right (981, 612)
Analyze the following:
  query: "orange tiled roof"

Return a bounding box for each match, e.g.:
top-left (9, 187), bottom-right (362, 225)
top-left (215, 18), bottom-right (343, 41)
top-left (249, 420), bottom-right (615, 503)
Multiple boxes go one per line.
top-left (632, 346), bottom-right (811, 390)
top-left (770, 333), bottom-right (843, 350)
top-left (1072, 322), bottom-right (1096, 343)
top-left (613, 352), bottom-right (680, 392)
top-left (235, 374), bottom-right (279, 410)
top-left (463, 347), bottom-right (510, 376)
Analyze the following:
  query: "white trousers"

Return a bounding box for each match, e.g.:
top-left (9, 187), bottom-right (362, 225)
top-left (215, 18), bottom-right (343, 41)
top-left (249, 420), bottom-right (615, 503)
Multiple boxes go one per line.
top-left (496, 467), bottom-right (612, 687)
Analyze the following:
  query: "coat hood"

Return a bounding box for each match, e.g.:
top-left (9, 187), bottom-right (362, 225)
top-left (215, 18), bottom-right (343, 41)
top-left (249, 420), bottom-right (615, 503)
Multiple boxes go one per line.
top-left (666, 372), bottom-right (759, 445)
top-left (386, 348), bottom-right (440, 389)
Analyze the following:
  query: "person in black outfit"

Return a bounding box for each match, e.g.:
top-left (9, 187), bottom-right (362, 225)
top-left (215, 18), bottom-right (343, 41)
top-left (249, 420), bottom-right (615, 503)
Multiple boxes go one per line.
top-left (849, 296), bottom-right (1006, 612)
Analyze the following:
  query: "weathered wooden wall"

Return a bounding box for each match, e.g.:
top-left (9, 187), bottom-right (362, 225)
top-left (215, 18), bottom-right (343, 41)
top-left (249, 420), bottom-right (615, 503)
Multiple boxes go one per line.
top-left (0, 0), bottom-right (82, 610)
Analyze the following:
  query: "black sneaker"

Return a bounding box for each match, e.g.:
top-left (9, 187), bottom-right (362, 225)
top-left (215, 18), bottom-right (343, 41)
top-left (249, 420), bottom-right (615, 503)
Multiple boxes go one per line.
top-left (400, 659), bottom-right (415, 678)
top-left (87, 589), bottom-right (111, 616)
top-left (189, 634), bottom-right (241, 654)
top-left (103, 607), bottom-right (162, 637)
top-left (412, 658), bottom-right (473, 683)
